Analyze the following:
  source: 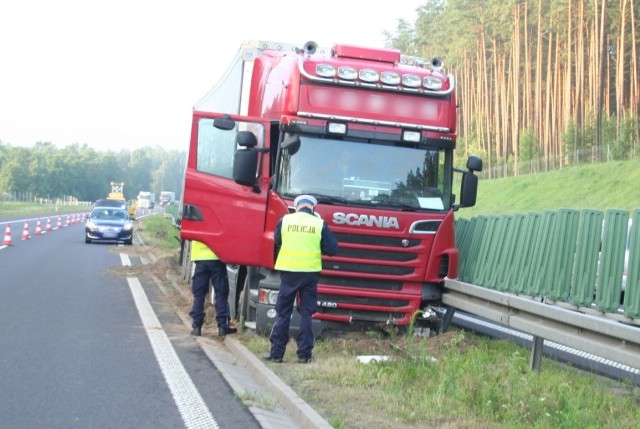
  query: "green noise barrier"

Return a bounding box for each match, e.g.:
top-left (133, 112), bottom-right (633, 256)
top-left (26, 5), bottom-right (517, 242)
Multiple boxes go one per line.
top-left (624, 209), bottom-right (640, 318)
top-left (570, 210), bottom-right (603, 307)
top-left (510, 212), bottom-right (541, 294)
top-left (595, 209), bottom-right (629, 312)
top-left (494, 213), bottom-right (526, 292)
top-left (546, 209), bottom-right (580, 301)
top-left (457, 207), bottom-right (639, 319)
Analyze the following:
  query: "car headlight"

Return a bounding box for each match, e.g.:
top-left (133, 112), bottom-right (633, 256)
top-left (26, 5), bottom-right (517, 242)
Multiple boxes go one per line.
top-left (86, 222), bottom-right (97, 229)
top-left (123, 224), bottom-right (133, 231)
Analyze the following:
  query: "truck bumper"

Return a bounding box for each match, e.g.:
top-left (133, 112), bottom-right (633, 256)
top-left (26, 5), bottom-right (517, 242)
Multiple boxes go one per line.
top-left (255, 301), bottom-right (324, 338)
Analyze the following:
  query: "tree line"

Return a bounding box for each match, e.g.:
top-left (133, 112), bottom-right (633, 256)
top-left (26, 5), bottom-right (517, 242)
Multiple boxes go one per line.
top-left (0, 141), bottom-right (185, 202)
top-left (386, 0), bottom-right (639, 178)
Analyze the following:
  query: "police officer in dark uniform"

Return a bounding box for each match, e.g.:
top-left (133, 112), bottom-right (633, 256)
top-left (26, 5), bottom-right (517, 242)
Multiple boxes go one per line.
top-left (264, 195), bottom-right (338, 363)
top-left (189, 240), bottom-right (237, 337)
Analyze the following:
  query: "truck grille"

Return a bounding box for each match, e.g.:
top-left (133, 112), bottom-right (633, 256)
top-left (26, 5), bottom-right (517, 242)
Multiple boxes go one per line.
top-left (315, 230), bottom-right (436, 326)
top-left (319, 276), bottom-right (403, 291)
top-left (318, 293), bottom-right (409, 307)
top-left (323, 232), bottom-right (420, 278)
top-left (333, 232), bottom-right (420, 247)
top-left (322, 261), bottom-right (413, 275)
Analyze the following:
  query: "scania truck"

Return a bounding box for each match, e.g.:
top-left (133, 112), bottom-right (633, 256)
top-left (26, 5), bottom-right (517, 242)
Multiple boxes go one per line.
top-left (179, 40), bottom-right (482, 337)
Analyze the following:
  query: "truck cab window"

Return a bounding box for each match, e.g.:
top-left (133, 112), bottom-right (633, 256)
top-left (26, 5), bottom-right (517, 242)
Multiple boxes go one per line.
top-left (197, 118), bottom-right (236, 179)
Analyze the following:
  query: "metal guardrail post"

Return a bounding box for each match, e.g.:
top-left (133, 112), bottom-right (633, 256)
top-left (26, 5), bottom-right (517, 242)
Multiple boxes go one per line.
top-left (530, 336), bottom-right (544, 372)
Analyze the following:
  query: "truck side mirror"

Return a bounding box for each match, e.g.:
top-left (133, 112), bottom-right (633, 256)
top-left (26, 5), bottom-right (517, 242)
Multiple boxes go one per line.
top-left (467, 155), bottom-right (483, 172)
top-left (457, 155), bottom-right (482, 208)
top-left (213, 116), bottom-right (236, 131)
top-left (459, 172), bottom-right (478, 207)
top-left (233, 131), bottom-right (259, 188)
top-left (233, 149), bottom-right (258, 186)
top-left (280, 135), bottom-right (301, 155)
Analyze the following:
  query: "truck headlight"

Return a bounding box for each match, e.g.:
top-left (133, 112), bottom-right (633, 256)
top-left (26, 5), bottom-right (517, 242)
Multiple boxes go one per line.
top-left (258, 289), bottom-right (279, 305)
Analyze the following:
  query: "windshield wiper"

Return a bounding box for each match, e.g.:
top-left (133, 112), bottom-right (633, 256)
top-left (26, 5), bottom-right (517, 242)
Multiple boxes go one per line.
top-left (365, 198), bottom-right (418, 211)
top-left (312, 193), bottom-right (350, 205)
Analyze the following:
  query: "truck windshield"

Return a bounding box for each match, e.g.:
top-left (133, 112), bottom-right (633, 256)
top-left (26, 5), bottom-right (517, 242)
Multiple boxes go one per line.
top-left (277, 136), bottom-right (451, 210)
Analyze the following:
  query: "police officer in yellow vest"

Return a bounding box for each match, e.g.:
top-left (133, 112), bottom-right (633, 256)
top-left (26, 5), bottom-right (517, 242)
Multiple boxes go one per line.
top-left (264, 195), bottom-right (338, 363)
top-left (189, 240), bottom-right (237, 337)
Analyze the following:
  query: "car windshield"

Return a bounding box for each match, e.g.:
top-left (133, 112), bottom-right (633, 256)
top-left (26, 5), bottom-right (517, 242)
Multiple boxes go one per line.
top-left (93, 209), bottom-right (127, 220)
top-left (95, 199), bottom-right (126, 208)
top-left (276, 136), bottom-right (450, 210)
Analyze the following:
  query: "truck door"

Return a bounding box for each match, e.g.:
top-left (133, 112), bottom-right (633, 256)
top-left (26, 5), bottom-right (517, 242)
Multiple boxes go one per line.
top-left (181, 113), bottom-right (271, 266)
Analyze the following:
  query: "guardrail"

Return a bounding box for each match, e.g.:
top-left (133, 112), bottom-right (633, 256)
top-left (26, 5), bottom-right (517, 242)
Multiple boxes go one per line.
top-left (453, 207), bottom-right (640, 370)
top-left (443, 280), bottom-right (640, 370)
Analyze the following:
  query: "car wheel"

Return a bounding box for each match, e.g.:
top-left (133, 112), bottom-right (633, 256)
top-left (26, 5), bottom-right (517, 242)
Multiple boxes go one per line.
top-left (125, 238), bottom-right (133, 245)
top-left (85, 236), bottom-right (91, 243)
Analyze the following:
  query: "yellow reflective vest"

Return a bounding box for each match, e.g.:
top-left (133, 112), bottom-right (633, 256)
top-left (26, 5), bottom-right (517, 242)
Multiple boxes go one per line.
top-left (191, 240), bottom-right (219, 261)
top-left (275, 212), bottom-right (324, 272)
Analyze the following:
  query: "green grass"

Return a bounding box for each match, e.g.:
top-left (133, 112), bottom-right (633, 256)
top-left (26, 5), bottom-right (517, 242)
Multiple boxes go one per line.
top-left (239, 328), bottom-right (640, 428)
top-left (0, 201), bottom-right (91, 218)
top-left (460, 159), bottom-right (640, 218)
top-left (135, 213), bottom-right (180, 249)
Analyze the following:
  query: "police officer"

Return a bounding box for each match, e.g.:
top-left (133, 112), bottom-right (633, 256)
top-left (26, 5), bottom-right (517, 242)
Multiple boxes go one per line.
top-left (189, 240), bottom-right (237, 337)
top-left (264, 195), bottom-right (338, 363)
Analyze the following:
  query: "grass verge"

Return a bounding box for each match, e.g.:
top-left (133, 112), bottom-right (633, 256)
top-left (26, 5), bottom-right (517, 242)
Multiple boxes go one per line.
top-left (137, 215), bottom-right (640, 429)
top-left (0, 201), bottom-right (90, 218)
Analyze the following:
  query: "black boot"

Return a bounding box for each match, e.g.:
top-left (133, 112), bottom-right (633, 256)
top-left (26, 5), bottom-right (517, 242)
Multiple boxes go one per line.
top-left (263, 354), bottom-right (283, 363)
top-left (191, 326), bottom-right (202, 336)
top-left (218, 326), bottom-right (237, 337)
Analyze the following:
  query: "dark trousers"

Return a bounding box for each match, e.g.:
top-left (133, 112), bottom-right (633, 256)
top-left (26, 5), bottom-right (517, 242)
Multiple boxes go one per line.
top-left (269, 271), bottom-right (319, 359)
top-left (189, 259), bottom-right (230, 329)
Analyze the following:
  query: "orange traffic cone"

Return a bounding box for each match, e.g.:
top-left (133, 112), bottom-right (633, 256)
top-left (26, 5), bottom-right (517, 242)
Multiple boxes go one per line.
top-left (2, 224), bottom-right (12, 246)
top-left (46, 217), bottom-right (52, 232)
top-left (22, 221), bottom-right (30, 240)
top-left (56, 216), bottom-right (62, 229)
top-left (35, 220), bottom-right (43, 235)
top-left (65, 215), bottom-right (70, 227)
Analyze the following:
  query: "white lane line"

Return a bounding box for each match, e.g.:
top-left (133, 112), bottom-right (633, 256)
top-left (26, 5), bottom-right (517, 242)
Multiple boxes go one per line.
top-left (120, 253), bottom-right (131, 266)
top-left (126, 276), bottom-right (219, 429)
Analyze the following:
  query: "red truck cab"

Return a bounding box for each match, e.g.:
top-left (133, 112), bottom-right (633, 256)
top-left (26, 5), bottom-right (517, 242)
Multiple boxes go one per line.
top-left (180, 40), bottom-right (482, 336)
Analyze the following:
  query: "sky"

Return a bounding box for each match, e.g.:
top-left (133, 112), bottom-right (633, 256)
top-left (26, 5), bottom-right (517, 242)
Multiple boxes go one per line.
top-left (0, 0), bottom-right (423, 153)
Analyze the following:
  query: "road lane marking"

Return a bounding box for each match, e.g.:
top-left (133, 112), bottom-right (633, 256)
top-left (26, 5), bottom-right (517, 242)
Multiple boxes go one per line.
top-left (126, 276), bottom-right (219, 429)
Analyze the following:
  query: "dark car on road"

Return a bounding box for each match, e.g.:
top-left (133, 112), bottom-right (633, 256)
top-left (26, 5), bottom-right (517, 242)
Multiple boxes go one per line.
top-left (85, 207), bottom-right (133, 245)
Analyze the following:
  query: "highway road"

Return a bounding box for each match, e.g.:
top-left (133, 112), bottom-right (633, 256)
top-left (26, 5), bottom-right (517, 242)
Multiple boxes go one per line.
top-left (0, 217), bottom-right (262, 429)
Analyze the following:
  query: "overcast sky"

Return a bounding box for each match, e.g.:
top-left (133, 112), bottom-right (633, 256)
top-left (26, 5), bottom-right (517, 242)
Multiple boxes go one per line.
top-left (0, 0), bottom-right (423, 152)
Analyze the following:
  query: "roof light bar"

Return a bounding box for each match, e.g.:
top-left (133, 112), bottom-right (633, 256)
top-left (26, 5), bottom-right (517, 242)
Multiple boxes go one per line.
top-left (301, 57), bottom-right (456, 95)
top-left (316, 64), bottom-right (336, 77)
top-left (338, 66), bottom-right (358, 80)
